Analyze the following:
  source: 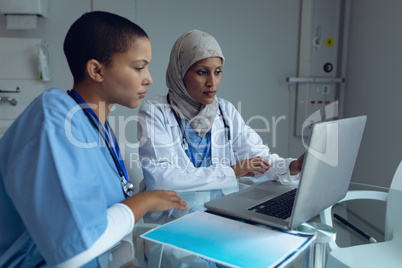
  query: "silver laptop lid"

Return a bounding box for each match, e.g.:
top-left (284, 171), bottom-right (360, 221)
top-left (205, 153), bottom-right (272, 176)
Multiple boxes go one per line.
top-left (289, 115), bottom-right (367, 229)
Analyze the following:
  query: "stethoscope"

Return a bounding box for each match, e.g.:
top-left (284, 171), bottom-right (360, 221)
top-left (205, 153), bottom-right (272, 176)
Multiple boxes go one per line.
top-left (167, 94), bottom-right (232, 166)
top-left (68, 90), bottom-right (134, 198)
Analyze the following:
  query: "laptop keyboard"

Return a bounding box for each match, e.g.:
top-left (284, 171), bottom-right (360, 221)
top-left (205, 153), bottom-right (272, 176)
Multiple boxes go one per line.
top-left (248, 188), bottom-right (297, 219)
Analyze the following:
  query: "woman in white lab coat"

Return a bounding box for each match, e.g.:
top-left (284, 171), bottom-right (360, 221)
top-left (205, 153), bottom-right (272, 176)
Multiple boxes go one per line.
top-left (137, 29), bottom-right (303, 267)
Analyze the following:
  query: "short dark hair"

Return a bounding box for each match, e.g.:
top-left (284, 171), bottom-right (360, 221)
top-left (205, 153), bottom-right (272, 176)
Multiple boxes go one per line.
top-left (63, 11), bottom-right (148, 83)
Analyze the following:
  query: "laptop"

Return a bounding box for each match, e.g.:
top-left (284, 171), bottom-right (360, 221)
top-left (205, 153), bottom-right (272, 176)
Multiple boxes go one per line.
top-left (204, 116), bottom-right (367, 230)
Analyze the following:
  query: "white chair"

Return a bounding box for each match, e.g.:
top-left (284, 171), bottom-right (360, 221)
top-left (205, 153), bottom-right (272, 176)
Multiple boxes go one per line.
top-left (320, 161), bottom-right (402, 267)
top-left (123, 145), bottom-right (162, 268)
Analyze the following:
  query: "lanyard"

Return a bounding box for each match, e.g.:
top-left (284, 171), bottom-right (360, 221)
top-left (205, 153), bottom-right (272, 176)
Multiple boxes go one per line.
top-left (67, 90), bottom-right (134, 197)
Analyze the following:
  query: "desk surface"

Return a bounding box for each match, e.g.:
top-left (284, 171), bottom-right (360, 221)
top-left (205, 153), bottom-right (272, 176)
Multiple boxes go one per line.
top-left (93, 182), bottom-right (400, 268)
top-left (330, 183), bottom-right (389, 246)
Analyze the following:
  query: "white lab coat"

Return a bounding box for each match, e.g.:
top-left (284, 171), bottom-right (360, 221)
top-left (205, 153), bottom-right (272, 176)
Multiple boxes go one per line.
top-left (138, 95), bottom-right (297, 219)
top-left (137, 95), bottom-right (298, 268)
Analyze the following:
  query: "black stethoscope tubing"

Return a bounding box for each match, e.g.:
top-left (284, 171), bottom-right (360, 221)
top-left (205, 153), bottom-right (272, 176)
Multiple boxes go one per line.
top-left (166, 93), bottom-right (231, 148)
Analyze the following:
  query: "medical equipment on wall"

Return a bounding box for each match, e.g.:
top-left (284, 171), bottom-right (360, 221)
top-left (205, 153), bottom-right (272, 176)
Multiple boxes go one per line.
top-left (68, 90), bottom-right (135, 198)
top-left (0, 0), bottom-right (48, 29)
top-left (0, 5), bottom-right (50, 135)
top-left (287, 0), bottom-right (349, 137)
top-left (167, 93), bottom-right (233, 166)
top-left (0, 37), bottom-right (44, 80)
top-left (0, 96), bottom-right (17, 106)
top-left (0, 38), bottom-right (50, 127)
top-left (0, 87), bottom-right (19, 106)
top-left (37, 41), bottom-right (51, 81)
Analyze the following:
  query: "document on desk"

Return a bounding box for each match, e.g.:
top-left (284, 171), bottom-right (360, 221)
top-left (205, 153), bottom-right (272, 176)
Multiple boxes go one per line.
top-left (141, 211), bottom-right (315, 268)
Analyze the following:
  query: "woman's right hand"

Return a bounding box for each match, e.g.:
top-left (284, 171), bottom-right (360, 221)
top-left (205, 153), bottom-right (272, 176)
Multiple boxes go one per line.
top-left (144, 190), bottom-right (188, 212)
top-left (230, 156), bottom-right (271, 178)
top-left (122, 190), bottom-right (188, 223)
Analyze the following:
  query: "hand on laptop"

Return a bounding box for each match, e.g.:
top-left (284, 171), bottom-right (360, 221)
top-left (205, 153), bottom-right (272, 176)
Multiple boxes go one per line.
top-left (231, 156), bottom-right (271, 178)
top-left (289, 153), bottom-right (305, 175)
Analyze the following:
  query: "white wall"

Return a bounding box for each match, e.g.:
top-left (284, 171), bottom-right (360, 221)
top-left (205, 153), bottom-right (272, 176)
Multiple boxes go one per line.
top-left (0, 0), bottom-right (302, 157)
top-left (343, 0), bottom-right (402, 187)
top-left (1, 0), bottom-right (400, 187)
top-left (111, 0), bottom-right (301, 157)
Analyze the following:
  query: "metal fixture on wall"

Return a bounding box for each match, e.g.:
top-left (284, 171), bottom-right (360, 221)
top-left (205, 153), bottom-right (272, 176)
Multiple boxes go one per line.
top-left (289, 0), bottom-right (350, 137)
top-left (0, 0), bottom-right (48, 29)
top-left (0, 86), bottom-right (20, 93)
top-left (0, 96), bottom-right (17, 106)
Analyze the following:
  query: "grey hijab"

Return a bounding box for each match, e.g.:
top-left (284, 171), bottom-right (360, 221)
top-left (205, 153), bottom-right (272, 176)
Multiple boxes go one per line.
top-left (166, 30), bottom-right (225, 138)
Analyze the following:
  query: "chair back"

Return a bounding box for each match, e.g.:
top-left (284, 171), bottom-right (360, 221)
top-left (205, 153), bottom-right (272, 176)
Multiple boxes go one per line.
top-left (389, 161), bottom-right (402, 191)
top-left (122, 144), bottom-right (146, 195)
top-left (385, 161), bottom-right (402, 240)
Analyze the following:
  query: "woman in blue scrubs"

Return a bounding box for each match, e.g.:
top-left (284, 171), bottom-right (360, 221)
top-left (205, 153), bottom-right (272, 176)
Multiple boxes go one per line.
top-left (0, 11), bottom-right (187, 267)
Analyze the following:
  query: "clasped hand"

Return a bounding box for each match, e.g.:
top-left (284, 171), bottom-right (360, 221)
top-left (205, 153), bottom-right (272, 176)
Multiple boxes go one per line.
top-left (231, 156), bottom-right (271, 178)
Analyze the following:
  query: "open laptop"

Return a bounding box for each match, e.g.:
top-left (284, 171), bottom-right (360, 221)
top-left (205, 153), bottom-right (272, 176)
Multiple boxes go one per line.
top-left (204, 116), bottom-right (367, 230)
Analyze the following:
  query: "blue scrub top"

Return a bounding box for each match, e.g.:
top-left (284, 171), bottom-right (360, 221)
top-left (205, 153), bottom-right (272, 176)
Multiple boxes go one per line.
top-left (181, 119), bottom-right (212, 168)
top-left (0, 89), bottom-right (126, 267)
top-left (181, 119), bottom-right (223, 213)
